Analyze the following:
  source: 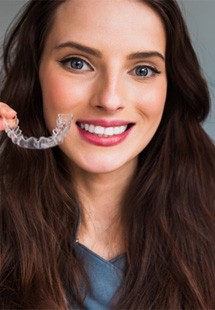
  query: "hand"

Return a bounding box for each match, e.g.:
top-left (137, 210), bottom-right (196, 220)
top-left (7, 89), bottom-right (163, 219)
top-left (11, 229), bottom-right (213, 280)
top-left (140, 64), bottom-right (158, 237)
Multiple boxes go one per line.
top-left (0, 102), bottom-right (17, 131)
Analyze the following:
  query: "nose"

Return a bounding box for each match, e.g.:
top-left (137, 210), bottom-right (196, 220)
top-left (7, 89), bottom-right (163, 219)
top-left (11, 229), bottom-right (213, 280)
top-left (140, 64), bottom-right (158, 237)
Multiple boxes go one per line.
top-left (90, 72), bottom-right (125, 112)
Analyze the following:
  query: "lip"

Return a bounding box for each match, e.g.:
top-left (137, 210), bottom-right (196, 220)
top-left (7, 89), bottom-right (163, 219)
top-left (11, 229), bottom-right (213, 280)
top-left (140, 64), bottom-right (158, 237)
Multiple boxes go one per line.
top-left (76, 119), bottom-right (134, 147)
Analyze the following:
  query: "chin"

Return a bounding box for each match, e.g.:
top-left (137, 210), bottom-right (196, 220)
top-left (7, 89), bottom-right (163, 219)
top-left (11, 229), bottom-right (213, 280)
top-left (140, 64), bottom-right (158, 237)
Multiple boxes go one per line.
top-left (79, 160), bottom-right (124, 175)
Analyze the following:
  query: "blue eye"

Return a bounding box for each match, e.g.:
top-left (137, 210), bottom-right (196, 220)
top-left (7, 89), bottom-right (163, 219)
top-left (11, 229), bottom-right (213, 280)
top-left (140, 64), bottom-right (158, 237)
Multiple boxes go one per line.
top-left (131, 65), bottom-right (160, 78)
top-left (59, 57), bottom-right (92, 71)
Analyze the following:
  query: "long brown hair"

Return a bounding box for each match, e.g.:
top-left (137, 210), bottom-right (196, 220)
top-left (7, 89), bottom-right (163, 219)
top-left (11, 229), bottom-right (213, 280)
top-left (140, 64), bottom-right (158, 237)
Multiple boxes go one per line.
top-left (1, 0), bottom-right (215, 309)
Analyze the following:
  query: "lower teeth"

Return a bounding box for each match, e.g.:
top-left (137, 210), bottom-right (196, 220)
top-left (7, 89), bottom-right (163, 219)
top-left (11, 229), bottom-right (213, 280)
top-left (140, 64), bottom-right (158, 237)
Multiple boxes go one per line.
top-left (85, 130), bottom-right (119, 137)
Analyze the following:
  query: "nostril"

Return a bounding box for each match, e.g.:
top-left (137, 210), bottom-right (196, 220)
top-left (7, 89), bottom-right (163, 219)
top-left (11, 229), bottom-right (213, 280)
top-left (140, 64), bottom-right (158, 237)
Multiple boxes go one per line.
top-left (95, 104), bottom-right (124, 112)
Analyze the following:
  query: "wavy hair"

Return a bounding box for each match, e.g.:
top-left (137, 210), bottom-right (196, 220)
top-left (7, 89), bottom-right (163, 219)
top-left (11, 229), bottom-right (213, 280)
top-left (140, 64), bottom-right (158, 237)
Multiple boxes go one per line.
top-left (1, 0), bottom-right (215, 309)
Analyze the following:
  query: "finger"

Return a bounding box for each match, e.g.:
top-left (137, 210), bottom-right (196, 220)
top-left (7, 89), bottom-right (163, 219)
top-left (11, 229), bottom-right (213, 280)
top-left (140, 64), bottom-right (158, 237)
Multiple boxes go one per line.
top-left (0, 102), bottom-right (17, 118)
top-left (0, 117), bottom-right (18, 131)
top-left (0, 123), bottom-right (5, 131)
top-left (0, 103), bottom-right (17, 131)
top-left (0, 118), bottom-right (8, 131)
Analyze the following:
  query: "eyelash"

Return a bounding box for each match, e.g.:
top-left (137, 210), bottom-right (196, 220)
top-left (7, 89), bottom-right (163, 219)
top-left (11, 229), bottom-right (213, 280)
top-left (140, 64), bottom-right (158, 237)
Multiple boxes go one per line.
top-left (59, 56), bottom-right (161, 78)
top-left (59, 57), bottom-right (92, 71)
top-left (130, 65), bottom-right (161, 78)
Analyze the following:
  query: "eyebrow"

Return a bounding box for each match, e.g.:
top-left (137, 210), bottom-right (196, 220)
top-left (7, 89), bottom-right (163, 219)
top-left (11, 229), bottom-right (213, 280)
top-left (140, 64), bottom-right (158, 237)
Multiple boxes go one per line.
top-left (54, 41), bottom-right (165, 61)
top-left (54, 41), bottom-right (102, 58)
top-left (127, 51), bottom-right (165, 62)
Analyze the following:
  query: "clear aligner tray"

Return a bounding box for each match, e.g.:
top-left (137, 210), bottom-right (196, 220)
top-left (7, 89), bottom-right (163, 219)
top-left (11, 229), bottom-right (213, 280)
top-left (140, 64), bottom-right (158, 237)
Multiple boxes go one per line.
top-left (2, 113), bottom-right (73, 149)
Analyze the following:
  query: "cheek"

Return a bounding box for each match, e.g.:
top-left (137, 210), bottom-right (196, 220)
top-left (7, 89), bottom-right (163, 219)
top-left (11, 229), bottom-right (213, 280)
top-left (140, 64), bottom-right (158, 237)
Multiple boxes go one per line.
top-left (137, 82), bottom-right (167, 119)
top-left (40, 75), bottom-right (82, 111)
top-left (39, 70), bottom-right (92, 130)
top-left (39, 65), bottom-right (86, 131)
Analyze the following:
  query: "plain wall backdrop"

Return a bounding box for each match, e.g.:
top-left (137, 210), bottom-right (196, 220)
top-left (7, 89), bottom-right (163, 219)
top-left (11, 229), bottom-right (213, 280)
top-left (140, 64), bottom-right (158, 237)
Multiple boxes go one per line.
top-left (0, 0), bottom-right (214, 140)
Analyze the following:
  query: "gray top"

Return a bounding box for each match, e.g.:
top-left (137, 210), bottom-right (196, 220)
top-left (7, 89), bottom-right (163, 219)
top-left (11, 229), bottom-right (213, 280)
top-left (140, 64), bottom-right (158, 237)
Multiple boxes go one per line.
top-left (73, 242), bottom-right (126, 309)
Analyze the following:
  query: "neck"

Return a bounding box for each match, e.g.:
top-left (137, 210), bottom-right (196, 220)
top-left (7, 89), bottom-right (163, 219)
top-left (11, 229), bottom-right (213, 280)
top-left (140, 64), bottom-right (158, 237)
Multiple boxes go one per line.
top-left (72, 161), bottom-right (136, 259)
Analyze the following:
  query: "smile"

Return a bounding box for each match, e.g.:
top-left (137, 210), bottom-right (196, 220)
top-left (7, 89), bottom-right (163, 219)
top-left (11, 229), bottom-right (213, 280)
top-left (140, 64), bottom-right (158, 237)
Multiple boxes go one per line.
top-left (76, 120), bottom-right (134, 147)
top-left (78, 123), bottom-right (128, 137)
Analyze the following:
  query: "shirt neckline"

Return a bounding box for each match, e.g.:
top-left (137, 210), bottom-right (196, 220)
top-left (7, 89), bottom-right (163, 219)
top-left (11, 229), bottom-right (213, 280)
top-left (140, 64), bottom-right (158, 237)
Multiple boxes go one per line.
top-left (75, 241), bottom-right (126, 264)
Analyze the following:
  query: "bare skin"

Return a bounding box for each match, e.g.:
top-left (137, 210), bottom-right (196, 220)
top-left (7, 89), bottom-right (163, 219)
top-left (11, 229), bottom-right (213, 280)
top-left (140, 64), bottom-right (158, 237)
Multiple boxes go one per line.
top-left (0, 102), bottom-right (16, 131)
top-left (71, 155), bottom-right (136, 259)
top-left (1, 0), bottom-right (167, 260)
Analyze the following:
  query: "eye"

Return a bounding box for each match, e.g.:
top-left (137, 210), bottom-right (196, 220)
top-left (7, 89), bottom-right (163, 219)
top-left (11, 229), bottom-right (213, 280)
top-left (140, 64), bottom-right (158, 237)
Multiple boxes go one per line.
top-left (130, 65), bottom-right (160, 78)
top-left (59, 57), bottom-right (92, 71)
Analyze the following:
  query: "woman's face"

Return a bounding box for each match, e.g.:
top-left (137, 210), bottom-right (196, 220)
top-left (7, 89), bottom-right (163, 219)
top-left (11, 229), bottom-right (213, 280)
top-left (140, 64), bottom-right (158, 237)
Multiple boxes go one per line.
top-left (39, 0), bottom-right (167, 175)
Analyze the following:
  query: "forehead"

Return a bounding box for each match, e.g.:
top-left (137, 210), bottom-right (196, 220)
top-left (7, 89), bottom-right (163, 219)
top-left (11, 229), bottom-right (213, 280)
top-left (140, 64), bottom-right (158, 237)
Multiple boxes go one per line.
top-left (45, 0), bottom-right (166, 56)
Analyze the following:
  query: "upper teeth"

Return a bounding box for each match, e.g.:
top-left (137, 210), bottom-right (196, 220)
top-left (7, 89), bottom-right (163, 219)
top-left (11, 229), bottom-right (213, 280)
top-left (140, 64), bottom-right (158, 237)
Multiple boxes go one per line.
top-left (79, 123), bottom-right (128, 136)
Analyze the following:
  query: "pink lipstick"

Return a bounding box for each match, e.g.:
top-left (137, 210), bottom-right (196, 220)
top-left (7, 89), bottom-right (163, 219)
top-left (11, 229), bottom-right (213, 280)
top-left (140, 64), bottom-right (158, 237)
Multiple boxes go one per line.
top-left (76, 119), bottom-right (134, 147)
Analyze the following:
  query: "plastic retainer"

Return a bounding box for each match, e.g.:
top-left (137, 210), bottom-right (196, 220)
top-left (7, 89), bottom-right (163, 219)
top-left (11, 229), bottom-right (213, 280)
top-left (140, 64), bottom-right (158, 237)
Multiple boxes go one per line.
top-left (3, 113), bottom-right (73, 149)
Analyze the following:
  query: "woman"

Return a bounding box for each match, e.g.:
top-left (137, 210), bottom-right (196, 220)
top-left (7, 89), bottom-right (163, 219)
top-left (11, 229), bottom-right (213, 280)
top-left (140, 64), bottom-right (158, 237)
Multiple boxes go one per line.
top-left (0, 0), bottom-right (215, 309)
